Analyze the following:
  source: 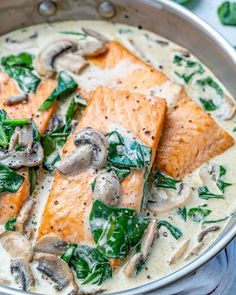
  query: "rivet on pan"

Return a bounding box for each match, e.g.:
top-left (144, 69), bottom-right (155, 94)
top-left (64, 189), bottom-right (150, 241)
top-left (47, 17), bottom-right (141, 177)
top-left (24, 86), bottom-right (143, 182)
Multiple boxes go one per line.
top-left (98, 2), bottom-right (116, 19)
top-left (38, 1), bottom-right (57, 17)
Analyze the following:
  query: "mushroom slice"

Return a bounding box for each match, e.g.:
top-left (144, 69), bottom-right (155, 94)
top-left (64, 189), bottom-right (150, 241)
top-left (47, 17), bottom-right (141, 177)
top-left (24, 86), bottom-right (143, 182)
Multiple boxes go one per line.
top-left (74, 128), bottom-right (109, 169)
top-left (11, 257), bottom-right (35, 291)
top-left (55, 144), bottom-right (93, 175)
top-left (198, 226), bottom-right (220, 243)
top-left (55, 53), bottom-right (89, 75)
top-left (0, 141), bottom-right (44, 168)
top-left (82, 27), bottom-right (109, 42)
top-left (169, 240), bottom-right (190, 265)
top-left (34, 233), bottom-right (68, 256)
top-left (35, 39), bottom-right (77, 77)
top-left (9, 124), bottom-right (33, 153)
top-left (124, 253), bottom-right (143, 278)
top-left (15, 198), bottom-right (35, 234)
top-left (79, 41), bottom-right (108, 58)
top-left (0, 231), bottom-right (33, 262)
top-left (148, 182), bottom-right (192, 213)
top-left (4, 93), bottom-right (28, 106)
top-left (216, 95), bottom-right (236, 121)
top-left (184, 242), bottom-right (204, 261)
top-left (199, 163), bottom-right (222, 195)
top-left (93, 171), bottom-right (120, 206)
top-left (34, 253), bottom-right (77, 291)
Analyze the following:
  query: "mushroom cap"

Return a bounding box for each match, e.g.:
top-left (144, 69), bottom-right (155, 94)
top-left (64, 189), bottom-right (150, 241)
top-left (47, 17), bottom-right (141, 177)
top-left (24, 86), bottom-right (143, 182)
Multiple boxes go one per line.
top-left (15, 198), bottom-right (35, 234)
top-left (55, 53), bottom-right (89, 75)
top-left (148, 182), bottom-right (192, 213)
top-left (79, 41), bottom-right (108, 57)
top-left (0, 231), bottom-right (33, 262)
top-left (216, 95), bottom-right (236, 121)
top-left (35, 39), bottom-right (77, 77)
top-left (93, 171), bottom-right (120, 206)
top-left (33, 233), bottom-right (68, 256)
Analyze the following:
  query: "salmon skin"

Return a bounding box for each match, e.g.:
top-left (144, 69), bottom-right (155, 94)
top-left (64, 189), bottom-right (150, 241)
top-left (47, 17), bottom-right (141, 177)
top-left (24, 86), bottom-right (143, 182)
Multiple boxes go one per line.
top-left (0, 73), bottom-right (57, 225)
top-left (82, 41), bottom-right (234, 178)
top-left (38, 87), bottom-right (167, 243)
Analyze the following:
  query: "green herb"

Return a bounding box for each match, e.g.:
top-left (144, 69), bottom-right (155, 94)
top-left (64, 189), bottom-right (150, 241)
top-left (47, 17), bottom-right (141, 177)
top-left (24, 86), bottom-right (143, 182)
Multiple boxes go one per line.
top-left (199, 98), bottom-right (217, 111)
top-left (233, 127), bottom-right (236, 132)
top-left (59, 31), bottom-right (87, 39)
top-left (188, 207), bottom-right (212, 222)
top-left (202, 216), bottom-right (230, 224)
top-left (1, 52), bottom-right (40, 93)
top-left (61, 244), bottom-right (112, 285)
top-left (32, 120), bottom-right (41, 142)
top-left (177, 207), bottom-right (187, 221)
top-left (218, 1), bottom-right (236, 25)
top-left (173, 55), bottom-right (204, 84)
top-left (157, 220), bottom-right (183, 239)
top-left (172, 0), bottom-right (192, 4)
top-left (5, 216), bottom-right (16, 231)
top-left (39, 72), bottom-right (77, 111)
top-left (119, 28), bottom-right (133, 34)
top-left (91, 179), bottom-right (96, 192)
top-left (89, 200), bottom-right (150, 259)
top-left (29, 167), bottom-right (37, 195)
top-left (106, 164), bottom-right (131, 180)
top-left (198, 186), bottom-right (224, 200)
top-left (0, 163), bottom-right (24, 193)
top-left (217, 165), bottom-right (232, 193)
top-left (66, 96), bottom-right (79, 123)
top-left (196, 77), bottom-right (224, 97)
top-left (107, 131), bottom-right (152, 170)
top-left (2, 118), bottom-right (30, 127)
top-left (153, 171), bottom-right (180, 189)
top-left (74, 94), bottom-right (87, 109)
top-left (0, 110), bottom-right (13, 148)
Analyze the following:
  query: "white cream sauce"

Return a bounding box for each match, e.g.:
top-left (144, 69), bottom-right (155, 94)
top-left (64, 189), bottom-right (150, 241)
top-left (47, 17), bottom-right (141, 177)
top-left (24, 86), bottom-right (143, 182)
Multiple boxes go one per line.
top-left (0, 20), bottom-right (235, 294)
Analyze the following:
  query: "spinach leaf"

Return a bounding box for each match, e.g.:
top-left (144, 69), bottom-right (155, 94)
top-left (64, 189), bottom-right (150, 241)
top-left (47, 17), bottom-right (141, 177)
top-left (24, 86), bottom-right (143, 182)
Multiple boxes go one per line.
top-left (188, 206), bottom-right (212, 222)
top-left (0, 110), bottom-right (12, 148)
top-left (119, 28), bottom-right (133, 34)
top-left (59, 31), bottom-right (87, 39)
top-left (74, 94), bottom-right (87, 109)
top-left (29, 167), bottom-right (37, 195)
top-left (173, 55), bottom-right (204, 84)
top-left (153, 171), bottom-right (180, 189)
top-left (1, 52), bottom-right (40, 93)
top-left (5, 216), bottom-right (16, 231)
top-left (196, 77), bottom-right (224, 97)
top-left (106, 164), bottom-right (131, 180)
top-left (172, 0), bottom-right (192, 4)
top-left (218, 1), bottom-right (236, 25)
top-left (2, 118), bottom-right (30, 127)
top-left (198, 186), bottom-right (224, 200)
top-left (202, 216), bottom-right (230, 224)
top-left (0, 163), bottom-right (25, 193)
top-left (61, 244), bottom-right (112, 285)
top-left (66, 96), bottom-right (79, 123)
top-left (89, 200), bottom-right (150, 259)
top-left (39, 72), bottom-right (77, 111)
top-left (157, 220), bottom-right (183, 240)
top-left (107, 131), bottom-right (152, 170)
top-left (177, 207), bottom-right (187, 221)
top-left (199, 98), bottom-right (217, 112)
top-left (217, 165), bottom-right (232, 193)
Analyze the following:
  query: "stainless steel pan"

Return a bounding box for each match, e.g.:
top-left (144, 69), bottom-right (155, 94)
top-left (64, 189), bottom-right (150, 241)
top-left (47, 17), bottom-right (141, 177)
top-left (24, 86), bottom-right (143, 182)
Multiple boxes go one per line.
top-left (0, 1), bottom-right (235, 294)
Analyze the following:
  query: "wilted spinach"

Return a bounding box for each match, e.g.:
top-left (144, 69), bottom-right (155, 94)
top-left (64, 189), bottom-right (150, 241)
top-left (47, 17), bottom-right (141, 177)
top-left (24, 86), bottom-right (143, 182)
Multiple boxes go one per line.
top-left (89, 200), bottom-right (150, 259)
top-left (188, 206), bottom-right (212, 222)
top-left (177, 207), bottom-right (187, 221)
top-left (196, 77), bottom-right (224, 97)
top-left (1, 52), bottom-right (40, 93)
top-left (217, 165), bottom-right (232, 193)
top-left (59, 31), bottom-right (87, 40)
top-left (202, 216), bottom-right (230, 224)
top-left (39, 72), bottom-right (78, 111)
top-left (5, 216), bottom-right (16, 231)
top-left (29, 167), bottom-right (38, 195)
top-left (0, 163), bottom-right (25, 193)
top-left (61, 244), bottom-right (112, 285)
top-left (157, 220), bottom-right (183, 240)
top-left (199, 98), bottom-right (217, 112)
top-left (198, 186), bottom-right (224, 200)
top-left (218, 1), bottom-right (236, 25)
top-left (172, 0), bottom-right (192, 4)
top-left (153, 171), bottom-right (181, 189)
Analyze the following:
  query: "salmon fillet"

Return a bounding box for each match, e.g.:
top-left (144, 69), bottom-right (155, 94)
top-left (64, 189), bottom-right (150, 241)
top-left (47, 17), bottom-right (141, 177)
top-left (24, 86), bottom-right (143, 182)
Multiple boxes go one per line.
top-left (0, 73), bottom-right (57, 225)
top-left (83, 41), bottom-right (234, 178)
top-left (38, 87), bottom-right (167, 243)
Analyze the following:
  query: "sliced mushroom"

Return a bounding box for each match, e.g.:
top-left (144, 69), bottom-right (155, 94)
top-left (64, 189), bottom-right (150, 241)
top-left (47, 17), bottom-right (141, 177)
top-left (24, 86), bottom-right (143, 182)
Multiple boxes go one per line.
top-left (55, 144), bottom-right (93, 175)
top-left (4, 93), bottom-right (28, 106)
top-left (55, 53), bottom-right (89, 75)
top-left (148, 182), bottom-right (192, 213)
top-left (74, 128), bottom-right (108, 169)
top-left (79, 41), bottom-right (108, 58)
top-left (0, 231), bottom-right (33, 262)
top-left (11, 258), bottom-right (35, 291)
top-left (124, 252), bottom-right (143, 278)
top-left (15, 198), bottom-right (35, 234)
top-left (82, 27), bottom-right (109, 42)
top-left (199, 164), bottom-right (222, 195)
top-left (93, 171), bottom-right (120, 206)
top-left (0, 141), bottom-right (44, 168)
top-left (184, 242), bottom-right (204, 261)
top-left (9, 124), bottom-right (33, 153)
top-left (35, 39), bottom-right (77, 77)
top-left (198, 226), bottom-right (220, 243)
top-left (169, 240), bottom-right (190, 265)
top-left (47, 115), bottom-right (64, 133)
top-left (34, 233), bottom-right (68, 256)
top-left (4, 33), bottom-right (37, 51)
top-left (216, 95), bottom-right (236, 120)
top-left (34, 253), bottom-right (77, 291)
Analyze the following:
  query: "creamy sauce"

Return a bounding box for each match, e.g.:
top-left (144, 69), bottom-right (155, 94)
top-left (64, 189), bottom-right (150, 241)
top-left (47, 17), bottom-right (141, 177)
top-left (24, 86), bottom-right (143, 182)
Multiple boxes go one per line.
top-left (0, 20), bottom-right (235, 294)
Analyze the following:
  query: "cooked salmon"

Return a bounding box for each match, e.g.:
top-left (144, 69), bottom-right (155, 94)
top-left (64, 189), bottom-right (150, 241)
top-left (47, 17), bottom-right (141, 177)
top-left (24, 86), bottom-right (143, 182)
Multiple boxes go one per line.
top-left (38, 87), bottom-right (167, 243)
top-left (0, 73), bottom-right (57, 224)
top-left (83, 41), bottom-right (234, 178)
